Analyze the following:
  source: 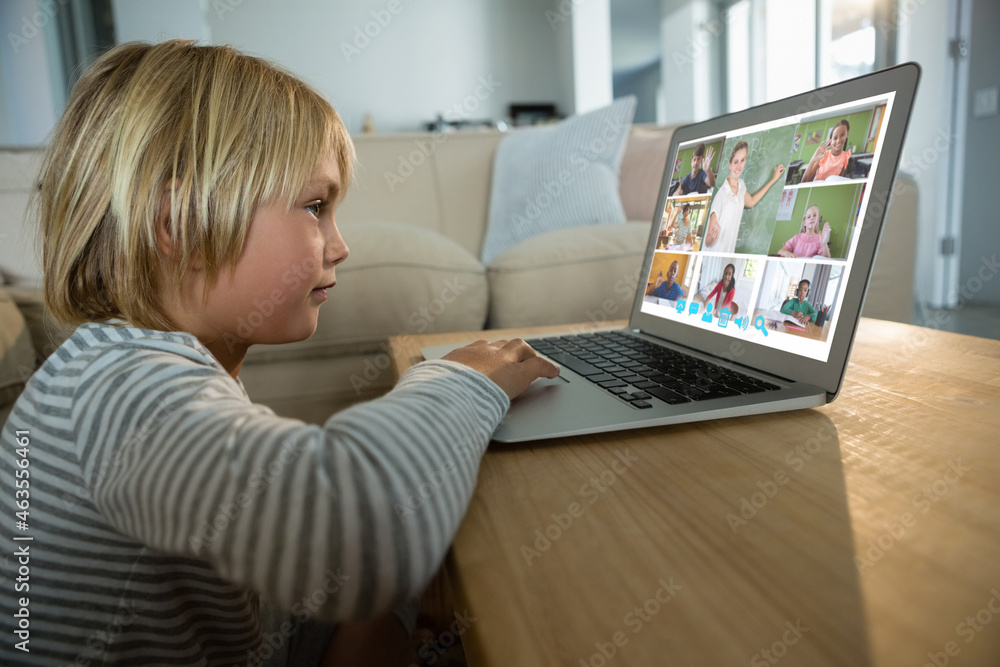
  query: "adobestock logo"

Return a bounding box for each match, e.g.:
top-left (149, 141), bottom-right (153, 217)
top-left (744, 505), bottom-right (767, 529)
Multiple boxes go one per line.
top-left (384, 74), bottom-right (502, 192)
top-left (6, 0), bottom-right (70, 54)
top-left (520, 449), bottom-right (639, 566)
top-left (221, 256), bottom-right (320, 352)
top-left (749, 619), bottom-right (810, 667)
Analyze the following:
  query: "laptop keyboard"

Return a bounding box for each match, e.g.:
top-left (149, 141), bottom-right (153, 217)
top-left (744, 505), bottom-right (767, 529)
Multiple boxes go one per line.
top-left (526, 331), bottom-right (780, 410)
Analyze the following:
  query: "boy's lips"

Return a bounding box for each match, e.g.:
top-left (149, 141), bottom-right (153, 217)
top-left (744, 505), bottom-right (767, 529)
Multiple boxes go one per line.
top-left (311, 280), bottom-right (336, 298)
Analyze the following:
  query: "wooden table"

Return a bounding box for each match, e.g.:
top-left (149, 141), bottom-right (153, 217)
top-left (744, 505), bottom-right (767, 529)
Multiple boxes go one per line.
top-left (390, 318), bottom-right (1000, 667)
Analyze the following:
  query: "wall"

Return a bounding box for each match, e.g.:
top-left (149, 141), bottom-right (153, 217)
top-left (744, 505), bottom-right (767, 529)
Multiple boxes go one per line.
top-left (958, 0), bottom-right (1000, 305)
top-left (109, 0), bottom-right (582, 133)
top-left (0, 0), bottom-right (63, 146)
top-left (568, 0), bottom-right (613, 114)
top-left (614, 61), bottom-right (659, 124)
top-left (660, 0), bottom-right (714, 124)
top-left (897, 0), bottom-right (955, 308)
top-left (111, 0), bottom-right (209, 43)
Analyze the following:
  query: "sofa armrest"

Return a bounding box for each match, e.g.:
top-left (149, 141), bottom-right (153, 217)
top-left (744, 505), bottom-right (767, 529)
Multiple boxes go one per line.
top-left (3, 286), bottom-right (73, 360)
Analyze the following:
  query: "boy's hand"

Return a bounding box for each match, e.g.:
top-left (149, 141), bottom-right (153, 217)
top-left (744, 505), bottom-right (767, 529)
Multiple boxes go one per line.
top-left (443, 339), bottom-right (560, 400)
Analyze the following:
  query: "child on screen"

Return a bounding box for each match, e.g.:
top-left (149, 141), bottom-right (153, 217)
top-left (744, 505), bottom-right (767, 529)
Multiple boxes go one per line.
top-left (0, 40), bottom-right (557, 666)
top-left (705, 141), bottom-right (785, 254)
top-left (776, 204), bottom-right (833, 258)
top-left (802, 119), bottom-right (852, 182)
top-left (670, 142), bottom-right (716, 196)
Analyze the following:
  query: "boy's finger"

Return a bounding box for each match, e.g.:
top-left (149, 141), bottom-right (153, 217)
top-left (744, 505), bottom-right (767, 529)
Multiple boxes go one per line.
top-left (524, 356), bottom-right (560, 378)
top-left (501, 338), bottom-right (538, 361)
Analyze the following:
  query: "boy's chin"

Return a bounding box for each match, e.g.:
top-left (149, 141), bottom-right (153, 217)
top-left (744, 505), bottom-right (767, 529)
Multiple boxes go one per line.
top-left (257, 320), bottom-right (320, 346)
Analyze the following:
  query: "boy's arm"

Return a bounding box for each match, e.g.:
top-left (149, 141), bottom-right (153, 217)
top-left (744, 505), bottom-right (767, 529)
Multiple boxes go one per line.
top-left (83, 348), bottom-right (508, 625)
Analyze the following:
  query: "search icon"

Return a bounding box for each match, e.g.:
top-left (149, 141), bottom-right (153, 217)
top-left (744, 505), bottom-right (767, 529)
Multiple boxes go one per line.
top-left (754, 315), bottom-right (769, 337)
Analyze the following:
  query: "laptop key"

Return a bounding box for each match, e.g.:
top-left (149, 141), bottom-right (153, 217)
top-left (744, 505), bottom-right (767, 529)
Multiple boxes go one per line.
top-left (630, 400), bottom-right (653, 409)
top-left (698, 386), bottom-right (742, 400)
top-left (545, 352), bottom-right (606, 377)
top-left (755, 380), bottom-right (781, 390)
top-left (598, 380), bottom-right (627, 388)
top-left (646, 386), bottom-right (691, 405)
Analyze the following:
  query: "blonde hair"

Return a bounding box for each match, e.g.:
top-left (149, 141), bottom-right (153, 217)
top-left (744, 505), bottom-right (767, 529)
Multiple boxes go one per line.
top-left (34, 40), bottom-right (354, 330)
top-left (799, 204), bottom-right (820, 233)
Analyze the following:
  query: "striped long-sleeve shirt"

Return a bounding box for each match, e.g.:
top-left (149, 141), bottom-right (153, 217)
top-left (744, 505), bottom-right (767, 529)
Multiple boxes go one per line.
top-left (0, 321), bottom-right (508, 665)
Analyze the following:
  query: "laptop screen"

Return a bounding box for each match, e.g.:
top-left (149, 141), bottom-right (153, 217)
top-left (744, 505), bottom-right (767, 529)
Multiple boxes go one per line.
top-left (638, 92), bottom-right (896, 364)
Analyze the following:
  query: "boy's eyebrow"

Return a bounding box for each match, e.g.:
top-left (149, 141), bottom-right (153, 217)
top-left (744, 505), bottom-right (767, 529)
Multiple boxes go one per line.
top-left (303, 177), bottom-right (341, 201)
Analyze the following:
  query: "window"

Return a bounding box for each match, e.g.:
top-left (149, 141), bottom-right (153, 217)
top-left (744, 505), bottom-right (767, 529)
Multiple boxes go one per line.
top-left (818, 0), bottom-right (877, 86)
top-left (723, 0), bottom-right (893, 114)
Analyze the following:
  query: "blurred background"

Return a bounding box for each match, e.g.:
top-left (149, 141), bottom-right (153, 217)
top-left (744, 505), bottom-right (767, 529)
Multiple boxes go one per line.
top-left (1, 0), bottom-right (997, 335)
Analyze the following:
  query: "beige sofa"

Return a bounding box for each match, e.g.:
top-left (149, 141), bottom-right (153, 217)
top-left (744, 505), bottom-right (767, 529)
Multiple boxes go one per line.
top-left (0, 126), bottom-right (917, 426)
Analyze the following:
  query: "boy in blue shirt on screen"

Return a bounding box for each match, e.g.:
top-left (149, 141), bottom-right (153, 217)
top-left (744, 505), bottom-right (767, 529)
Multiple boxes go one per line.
top-left (671, 143), bottom-right (716, 196)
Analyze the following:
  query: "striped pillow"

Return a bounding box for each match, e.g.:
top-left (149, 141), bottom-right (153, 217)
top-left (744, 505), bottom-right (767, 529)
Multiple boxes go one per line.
top-left (480, 96), bottom-right (637, 266)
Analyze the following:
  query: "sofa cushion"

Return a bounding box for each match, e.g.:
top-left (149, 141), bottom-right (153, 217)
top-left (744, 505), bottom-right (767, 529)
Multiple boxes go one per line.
top-left (245, 221), bottom-right (488, 364)
top-left (0, 287), bottom-right (37, 411)
top-left (487, 221), bottom-right (653, 329)
top-left (479, 96), bottom-right (638, 266)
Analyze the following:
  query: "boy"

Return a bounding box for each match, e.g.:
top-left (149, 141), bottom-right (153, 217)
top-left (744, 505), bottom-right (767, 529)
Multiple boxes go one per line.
top-left (0, 40), bottom-right (557, 666)
top-left (670, 143), bottom-right (716, 196)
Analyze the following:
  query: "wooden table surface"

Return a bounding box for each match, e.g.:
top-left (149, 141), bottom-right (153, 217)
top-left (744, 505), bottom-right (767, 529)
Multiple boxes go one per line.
top-left (390, 318), bottom-right (1000, 667)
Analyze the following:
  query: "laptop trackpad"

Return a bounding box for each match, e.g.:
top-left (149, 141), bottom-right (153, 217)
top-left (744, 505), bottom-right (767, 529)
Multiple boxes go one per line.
top-left (514, 374), bottom-right (570, 401)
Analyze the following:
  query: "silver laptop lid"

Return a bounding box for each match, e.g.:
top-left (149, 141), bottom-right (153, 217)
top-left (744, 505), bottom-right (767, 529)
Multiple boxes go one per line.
top-left (627, 63), bottom-right (920, 400)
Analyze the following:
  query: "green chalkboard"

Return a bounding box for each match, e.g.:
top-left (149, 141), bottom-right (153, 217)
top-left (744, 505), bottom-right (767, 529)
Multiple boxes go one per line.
top-left (713, 125), bottom-right (797, 255)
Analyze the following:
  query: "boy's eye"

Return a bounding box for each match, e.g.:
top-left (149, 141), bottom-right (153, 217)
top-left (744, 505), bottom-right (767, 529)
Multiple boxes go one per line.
top-left (305, 202), bottom-right (323, 217)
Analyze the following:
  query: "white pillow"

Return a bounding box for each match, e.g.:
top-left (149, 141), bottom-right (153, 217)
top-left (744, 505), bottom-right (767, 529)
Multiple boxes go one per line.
top-left (480, 96), bottom-right (637, 266)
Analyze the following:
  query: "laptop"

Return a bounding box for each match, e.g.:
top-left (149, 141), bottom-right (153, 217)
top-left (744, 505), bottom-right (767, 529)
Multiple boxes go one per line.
top-left (422, 63), bottom-right (920, 443)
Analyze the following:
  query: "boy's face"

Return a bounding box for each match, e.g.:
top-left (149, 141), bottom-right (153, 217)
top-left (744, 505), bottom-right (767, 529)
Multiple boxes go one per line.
top-left (197, 151), bottom-right (349, 348)
top-left (690, 154), bottom-right (703, 174)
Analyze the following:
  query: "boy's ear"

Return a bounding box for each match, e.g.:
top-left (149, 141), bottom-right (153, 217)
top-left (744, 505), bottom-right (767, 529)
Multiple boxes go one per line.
top-left (155, 182), bottom-right (203, 269)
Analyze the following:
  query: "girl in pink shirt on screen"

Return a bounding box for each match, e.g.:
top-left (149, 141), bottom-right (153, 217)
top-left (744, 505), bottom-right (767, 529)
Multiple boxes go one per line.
top-left (777, 204), bottom-right (832, 258)
top-left (802, 120), bottom-right (851, 182)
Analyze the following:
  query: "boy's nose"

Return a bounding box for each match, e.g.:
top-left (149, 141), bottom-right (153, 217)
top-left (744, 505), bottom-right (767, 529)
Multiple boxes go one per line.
top-left (326, 224), bottom-right (349, 267)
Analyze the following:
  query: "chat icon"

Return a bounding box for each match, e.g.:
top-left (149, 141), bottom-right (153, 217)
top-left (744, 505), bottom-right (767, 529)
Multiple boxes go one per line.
top-left (688, 301), bottom-right (699, 316)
